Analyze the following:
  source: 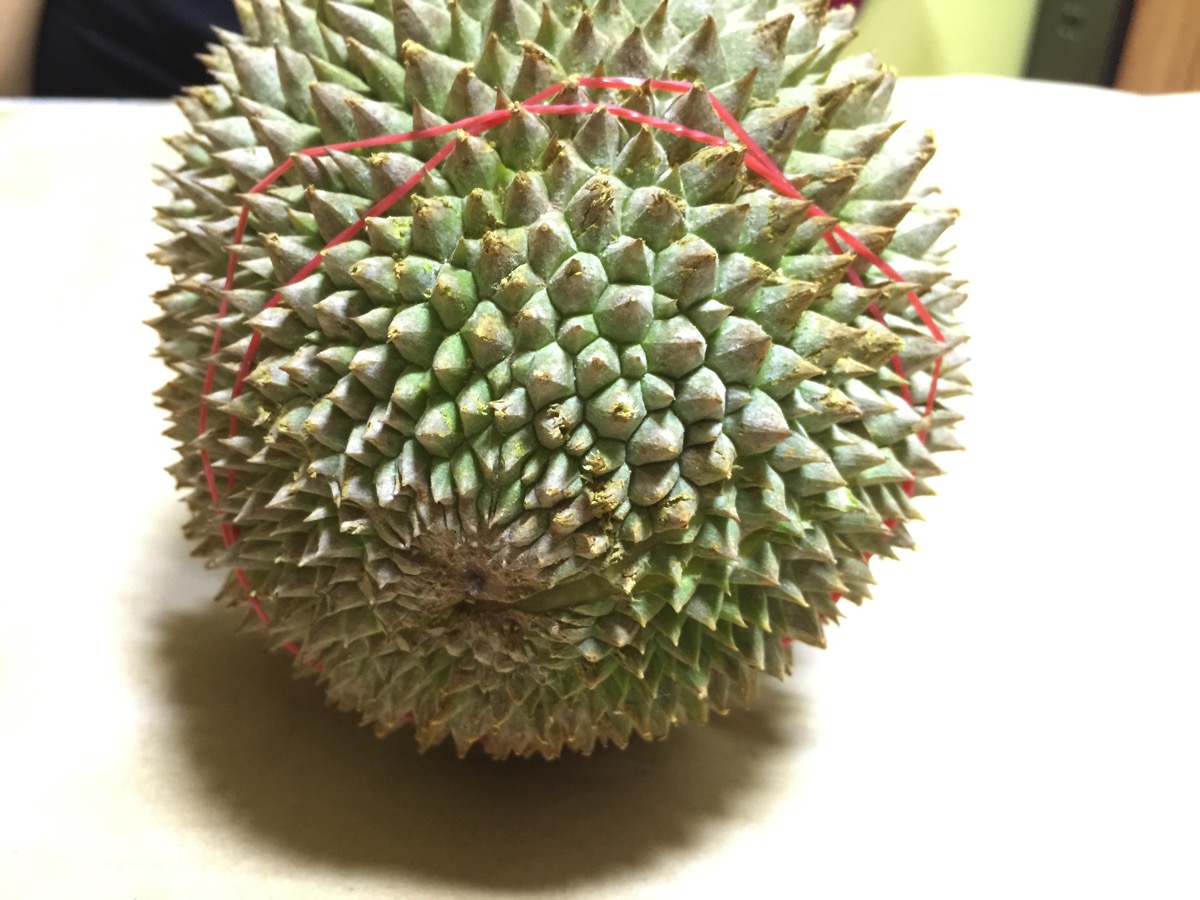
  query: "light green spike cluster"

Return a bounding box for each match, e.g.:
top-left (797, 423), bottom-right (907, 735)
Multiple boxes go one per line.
top-left (151, 0), bottom-right (968, 759)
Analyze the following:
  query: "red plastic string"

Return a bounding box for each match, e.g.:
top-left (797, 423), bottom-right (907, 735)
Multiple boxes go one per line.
top-left (196, 75), bottom-right (946, 652)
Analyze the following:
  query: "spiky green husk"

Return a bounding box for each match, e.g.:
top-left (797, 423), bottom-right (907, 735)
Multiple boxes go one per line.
top-left (151, 0), bottom-right (967, 759)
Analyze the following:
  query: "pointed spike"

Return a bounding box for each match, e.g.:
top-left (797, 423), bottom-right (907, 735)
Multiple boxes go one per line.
top-left (495, 105), bottom-right (553, 170)
top-left (681, 203), bottom-right (747, 255)
top-left (678, 143), bottom-right (746, 205)
top-left (273, 46), bottom-right (317, 119)
top-left (535, 2), bottom-right (570, 52)
top-left (600, 236), bottom-right (654, 285)
top-left (527, 212), bottom-right (578, 279)
top-left (306, 186), bottom-right (370, 242)
top-left (623, 186), bottom-right (686, 252)
top-left (593, 0), bottom-right (636, 34)
top-left (564, 175), bottom-right (627, 255)
top-left (224, 39), bottom-right (287, 108)
top-left (345, 37), bottom-right (407, 103)
top-left (443, 131), bottom-right (504, 194)
top-left (347, 95), bottom-right (412, 142)
top-left (245, 115), bottom-right (321, 164)
top-left (310, 81), bottom-right (365, 143)
top-left (741, 104), bottom-right (809, 168)
top-left (542, 137), bottom-right (596, 207)
top-left (443, 67), bottom-right (497, 121)
top-left (305, 48), bottom-right (371, 93)
top-left (642, 0), bottom-right (680, 54)
top-left (409, 100), bottom-right (450, 157)
top-left (559, 11), bottom-right (608, 75)
top-left (611, 127), bottom-right (668, 188)
top-left (709, 68), bottom-right (757, 121)
top-left (432, 3), bottom-right (473, 59)
top-left (511, 41), bottom-right (564, 101)
top-left (667, 16), bottom-right (728, 85)
top-left (392, 0), bottom-right (451, 51)
top-left (328, 1), bottom-right (397, 55)
top-left (487, 0), bottom-right (541, 45)
top-left (660, 87), bottom-right (727, 166)
top-left (572, 108), bottom-right (623, 169)
top-left (281, 0), bottom-right (325, 58)
top-left (851, 130), bottom-right (938, 202)
top-left (608, 26), bottom-right (659, 78)
top-left (401, 40), bottom-right (463, 112)
top-left (475, 31), bottom-right (520, 90)
top-left (724, 14), bottom-right (793, 97)
top-left (503, 171), bottom-right (552, 226)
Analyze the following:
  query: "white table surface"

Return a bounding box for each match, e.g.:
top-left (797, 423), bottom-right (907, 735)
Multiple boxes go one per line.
top-left (1, 77), bottom-right (1198, 899)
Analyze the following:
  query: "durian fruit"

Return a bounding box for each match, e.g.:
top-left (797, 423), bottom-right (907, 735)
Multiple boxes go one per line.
top-left (151, 0), bottom-right (968, 759)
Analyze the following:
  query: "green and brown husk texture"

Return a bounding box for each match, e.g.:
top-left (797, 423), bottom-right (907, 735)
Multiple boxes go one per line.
top-left (151, 0), bottom-right (968, 759)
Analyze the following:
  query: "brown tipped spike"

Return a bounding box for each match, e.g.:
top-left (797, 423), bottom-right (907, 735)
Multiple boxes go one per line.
top-left (487, 0), bottom-right (542, 46)
top-left (572, 109), bottom-right (623, 169)
top-left (503, 172), bottom-right (552, 226)
top-left (443, 67), bottom-right (496, 122)
top-left (345, 37), bottom-right (407, 104)
top-left (624, 187), bottom-right (686, 252)
top-left (724, 14), bottom-right (793, 98)
top-left (742, 104), bottom-right (809, 167)
top-left (347, 95), bottom-right (412, 141)
top-left (309, 81), bottom-right (361, 143)
top-left (564, 174), bottom-right (627, 254)
top-left (792, 80), bottom-right (857, 151)
top-left (442, 131), bottom-right (504, 194)
top-left (609, 27), bottom-right (660, 78)
top-left (327, 1), bottom-right (396, 56)
top-left (678, 144), bottom-right (746, 205)
top-left (402, 40), bottom-right (464, 112)
top-left (559, 10), bottom-right (607, 76)
top-left (660, 87), bottom-right (726, 166)
top-left (495, 105), bottom-right (554, 171)
top-left (536, 3), bottom-right (569, 52)
top-left (368, 149), bottom-right (425, 207)
top-left (612, 127), bottom-right (669, 188)
top-left (667, 16), bottom-right (728, 85)
top-left (618, 79), bottom-right (657, 122)
top-left (541, 78), bottom-right (590, 137)
top-left (475, 31), bottom-right (520, 90)
top-left (711, 67), bottom-right (757, 119)
top-left (541, 137), bottom-right (595, 206)
top-left (392, 0), bottom-right (452, 51)
top-left (446, 0), bottom-right (482, 61)
top-left (642, 0), bottom-right (680, 54)
top-left (511, 41), bottom-right (563, 102)
top-left (797, 157), bottom-right (863, 213)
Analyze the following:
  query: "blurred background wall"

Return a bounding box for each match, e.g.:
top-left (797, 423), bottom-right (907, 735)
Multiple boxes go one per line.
top-left (1, 0), bottom-right (1195, 96)
top-left (854, 0), bottom-right (1041, 77)
top-left (833, 0), bottom-right (1196, 92)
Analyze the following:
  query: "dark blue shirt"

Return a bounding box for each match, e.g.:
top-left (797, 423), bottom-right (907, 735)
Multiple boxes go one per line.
top-left (34, 0), bottom-right (240, 98)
